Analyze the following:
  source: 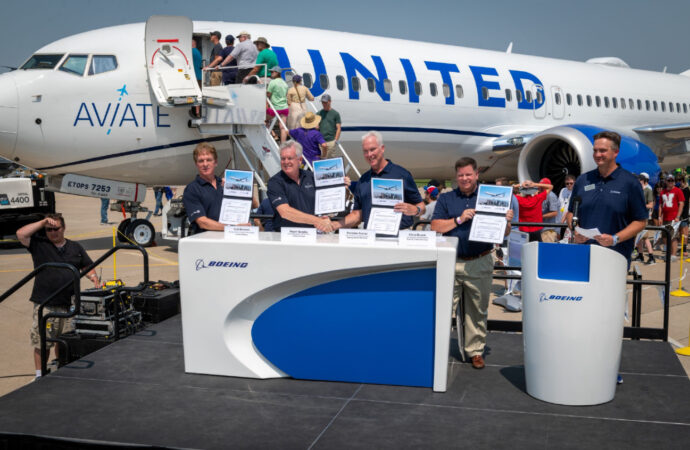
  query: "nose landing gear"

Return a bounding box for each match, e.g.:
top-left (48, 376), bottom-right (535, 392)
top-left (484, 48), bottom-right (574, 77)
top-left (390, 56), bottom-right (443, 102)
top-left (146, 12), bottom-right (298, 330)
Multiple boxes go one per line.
top-left (113, 201), bottom-right (156, 247)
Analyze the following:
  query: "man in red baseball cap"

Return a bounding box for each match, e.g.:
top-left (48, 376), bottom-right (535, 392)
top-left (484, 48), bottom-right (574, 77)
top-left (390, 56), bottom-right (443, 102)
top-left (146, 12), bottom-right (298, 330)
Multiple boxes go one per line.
top-left (515, 178), bottom-right (553, 241)
top-left (540, 177), bottom-right (560, 233)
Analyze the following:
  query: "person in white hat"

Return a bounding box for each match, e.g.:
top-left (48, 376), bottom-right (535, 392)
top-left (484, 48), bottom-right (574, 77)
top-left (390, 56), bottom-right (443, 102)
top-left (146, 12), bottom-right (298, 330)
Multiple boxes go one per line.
top-left (220, 31), bottom-right (257, 82)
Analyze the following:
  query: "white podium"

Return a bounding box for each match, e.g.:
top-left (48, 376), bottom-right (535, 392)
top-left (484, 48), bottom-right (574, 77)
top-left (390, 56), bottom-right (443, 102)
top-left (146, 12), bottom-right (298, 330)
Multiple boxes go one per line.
top-left (521, 242), bottom-right (627, 405)
top-left (178, 232), bottom-right (458, 392)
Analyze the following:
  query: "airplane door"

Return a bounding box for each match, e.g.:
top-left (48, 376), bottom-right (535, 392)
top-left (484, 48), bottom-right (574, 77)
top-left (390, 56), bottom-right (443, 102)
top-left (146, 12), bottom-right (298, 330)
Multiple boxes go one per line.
top-left (551, 86), bottom-right (565, 120)
top-left (531, 84), bottom-right (546, 119)
top-left (145, 15), bottom-right (201, 107)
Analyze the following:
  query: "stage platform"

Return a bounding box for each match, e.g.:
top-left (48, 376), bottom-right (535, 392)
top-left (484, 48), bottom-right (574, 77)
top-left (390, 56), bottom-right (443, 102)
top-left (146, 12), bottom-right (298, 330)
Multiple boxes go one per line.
top-left (0, 316), bottom-right (688, 449)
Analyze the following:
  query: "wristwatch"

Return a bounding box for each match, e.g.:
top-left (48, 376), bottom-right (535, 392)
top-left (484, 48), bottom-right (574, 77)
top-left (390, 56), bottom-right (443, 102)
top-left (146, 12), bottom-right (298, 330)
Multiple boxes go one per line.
top-left (415, 205), bottom-right (421, 216)
top-left (456, 216), bottom-right (462, 226)
top-left (612, 234), bottom-right (619, 246)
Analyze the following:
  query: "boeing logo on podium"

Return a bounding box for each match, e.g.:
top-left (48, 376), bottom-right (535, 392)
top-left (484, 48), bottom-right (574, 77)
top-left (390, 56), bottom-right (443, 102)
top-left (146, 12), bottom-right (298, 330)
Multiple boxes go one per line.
top-left (195, 259), bottom-right (248, 271)
top-left (539, 292), bottom-right (583, 303)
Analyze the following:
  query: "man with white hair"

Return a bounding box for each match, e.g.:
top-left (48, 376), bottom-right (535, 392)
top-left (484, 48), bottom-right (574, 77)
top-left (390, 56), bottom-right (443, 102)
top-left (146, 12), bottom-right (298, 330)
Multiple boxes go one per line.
top-left (335, 131), bottom-right (424, 231)
top-left (267, 141), bottom-right (336, 232)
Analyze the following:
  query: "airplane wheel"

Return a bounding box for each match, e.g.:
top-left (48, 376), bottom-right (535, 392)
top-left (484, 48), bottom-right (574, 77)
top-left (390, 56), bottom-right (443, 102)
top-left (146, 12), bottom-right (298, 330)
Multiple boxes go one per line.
top-left (128, 219), bottom-right (155, 247)
top-left (117, 219), bottom-right (132, 243)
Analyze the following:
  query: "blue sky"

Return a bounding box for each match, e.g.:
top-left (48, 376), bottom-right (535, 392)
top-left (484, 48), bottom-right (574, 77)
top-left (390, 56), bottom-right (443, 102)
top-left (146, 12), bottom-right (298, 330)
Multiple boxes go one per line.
top-left (1, 0), bottom-right (689, 74)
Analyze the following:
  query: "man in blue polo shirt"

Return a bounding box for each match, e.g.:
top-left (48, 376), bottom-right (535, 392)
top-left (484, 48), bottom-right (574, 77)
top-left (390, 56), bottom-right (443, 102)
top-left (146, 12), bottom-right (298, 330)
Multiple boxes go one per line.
top-left (267, 141), bottom-right (336, 232)
top-left (335, 131), bottom-right (424, 231)
top-left (567, 131), bottom-right (647, 265)
top-left (431, 157), bottom-right (513, 370)
top-left (183, 142), bottom-right (225, 234)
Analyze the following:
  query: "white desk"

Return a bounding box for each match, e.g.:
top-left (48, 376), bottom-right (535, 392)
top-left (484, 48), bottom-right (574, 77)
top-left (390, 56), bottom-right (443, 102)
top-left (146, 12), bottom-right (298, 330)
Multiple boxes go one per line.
top-left (179, 232), bottom-right (458, 391)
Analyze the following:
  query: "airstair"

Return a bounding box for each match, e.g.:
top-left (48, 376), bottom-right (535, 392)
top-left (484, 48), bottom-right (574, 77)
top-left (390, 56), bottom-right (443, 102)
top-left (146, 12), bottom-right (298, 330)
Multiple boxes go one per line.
top-left (145, 15), bottom-right (361, 193)
top-left (146, 15), bottom-right (363, 242)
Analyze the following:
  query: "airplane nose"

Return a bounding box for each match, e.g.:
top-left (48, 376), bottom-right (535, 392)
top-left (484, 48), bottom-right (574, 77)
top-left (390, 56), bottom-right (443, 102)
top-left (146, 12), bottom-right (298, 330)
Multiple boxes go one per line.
top-left (0, 73), bottom-right (18, 160)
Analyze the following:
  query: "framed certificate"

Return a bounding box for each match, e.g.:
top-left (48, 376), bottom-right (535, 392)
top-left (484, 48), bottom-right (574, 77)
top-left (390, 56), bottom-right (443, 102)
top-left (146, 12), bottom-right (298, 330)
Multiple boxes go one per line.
top-left (367, 207), bottom-right (402, 236)
top-left (469, 214), bottom-right (507, 244)
top-left (314, 186), bottom-right (346, 215)
top-left (219, 198), bottom-right (252, 225)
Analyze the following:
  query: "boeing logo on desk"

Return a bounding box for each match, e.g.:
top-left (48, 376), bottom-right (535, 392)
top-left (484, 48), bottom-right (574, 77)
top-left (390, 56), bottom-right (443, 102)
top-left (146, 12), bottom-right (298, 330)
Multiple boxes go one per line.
top-left (195, 259), bottom-right (248, 271)
top-left (539, 293), bottom-right (583, 303)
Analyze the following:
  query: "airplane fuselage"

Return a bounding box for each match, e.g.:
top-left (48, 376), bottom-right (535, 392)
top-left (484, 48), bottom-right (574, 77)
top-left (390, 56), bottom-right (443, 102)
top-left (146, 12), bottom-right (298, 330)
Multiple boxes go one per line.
top-left (0, 20), bottom-right (689, 187)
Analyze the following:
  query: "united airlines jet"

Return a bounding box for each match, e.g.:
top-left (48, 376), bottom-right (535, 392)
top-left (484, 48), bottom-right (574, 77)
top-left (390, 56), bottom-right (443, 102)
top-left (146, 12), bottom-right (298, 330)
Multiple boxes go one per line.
top-left (0, 15), bottom-right (688, 243)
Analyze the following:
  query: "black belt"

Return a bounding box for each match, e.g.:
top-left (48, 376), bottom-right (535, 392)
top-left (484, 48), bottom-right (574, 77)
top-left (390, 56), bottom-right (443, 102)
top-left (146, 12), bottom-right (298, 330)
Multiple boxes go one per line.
top-left (458, 249), bottom-right (493, 261)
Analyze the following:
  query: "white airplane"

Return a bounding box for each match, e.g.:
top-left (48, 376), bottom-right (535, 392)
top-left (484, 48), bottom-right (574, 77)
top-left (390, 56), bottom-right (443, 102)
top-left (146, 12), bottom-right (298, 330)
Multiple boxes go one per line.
top-left (228, 175), bottom-right (250, 183)
top-left (485, 191), bottom-right (507, 198)
top-left (1, 15), bottom-right (689, 245)
top-left (378, 185), bottom-right (400, 191)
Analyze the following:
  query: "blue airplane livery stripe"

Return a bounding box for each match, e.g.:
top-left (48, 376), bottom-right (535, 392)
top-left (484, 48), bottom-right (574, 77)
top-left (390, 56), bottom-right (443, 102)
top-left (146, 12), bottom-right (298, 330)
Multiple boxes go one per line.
top-left (340, 126), bottom-right (501, 138)
top-left (36, 128), bottom-right (501, 171)
top-left (36, 136), bottom-right (230, 171)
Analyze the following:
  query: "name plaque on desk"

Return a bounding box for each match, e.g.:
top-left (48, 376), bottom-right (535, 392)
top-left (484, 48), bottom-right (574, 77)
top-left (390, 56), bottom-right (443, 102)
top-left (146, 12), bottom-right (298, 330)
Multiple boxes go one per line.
top-left (339, 229), bottom-right (375, 245)
top-left (398, 230), bottom-right (437, 248)
top-left (224, 225), bottom-right (259, 241)
top-left (281, 227), bottom-right (317, 243)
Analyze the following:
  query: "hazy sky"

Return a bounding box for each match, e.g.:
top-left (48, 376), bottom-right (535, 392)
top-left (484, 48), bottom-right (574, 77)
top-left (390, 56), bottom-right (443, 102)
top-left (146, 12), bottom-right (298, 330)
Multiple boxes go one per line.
top-left (1, 0), bottom-right (688, 74)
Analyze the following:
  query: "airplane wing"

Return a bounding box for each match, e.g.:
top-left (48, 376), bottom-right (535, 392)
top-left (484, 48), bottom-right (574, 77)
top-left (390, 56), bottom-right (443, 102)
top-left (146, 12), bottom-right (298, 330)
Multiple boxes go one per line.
top-left (633, 123), bottom-right (690, 140)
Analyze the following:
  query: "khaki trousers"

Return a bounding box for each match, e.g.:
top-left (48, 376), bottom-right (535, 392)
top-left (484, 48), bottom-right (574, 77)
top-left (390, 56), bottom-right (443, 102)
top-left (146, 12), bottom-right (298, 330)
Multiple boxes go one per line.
top-left (210, 71), bottom-right (222, 86)
top-left (454, 252), bottom-right (493, 357)
top-left (324, 140), bottom-right (338, 159)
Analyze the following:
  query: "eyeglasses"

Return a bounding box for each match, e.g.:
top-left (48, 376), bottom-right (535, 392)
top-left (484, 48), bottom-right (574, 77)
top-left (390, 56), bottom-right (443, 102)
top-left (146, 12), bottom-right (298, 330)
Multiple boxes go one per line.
top-left (565, 182), bottom-right (574, 185)
top-left (45, 227), bottom-right (61, 232)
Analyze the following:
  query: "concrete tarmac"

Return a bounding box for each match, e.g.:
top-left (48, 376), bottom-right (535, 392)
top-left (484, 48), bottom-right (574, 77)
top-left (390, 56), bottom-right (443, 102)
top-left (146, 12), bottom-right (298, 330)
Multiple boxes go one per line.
top-left (0, 191), bottom-right (688, 398)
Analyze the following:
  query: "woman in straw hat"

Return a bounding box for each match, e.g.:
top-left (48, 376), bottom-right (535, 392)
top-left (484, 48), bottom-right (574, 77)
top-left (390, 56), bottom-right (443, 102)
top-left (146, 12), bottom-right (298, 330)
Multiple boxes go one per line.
top-left (289, 112), bottom-right (328, 165)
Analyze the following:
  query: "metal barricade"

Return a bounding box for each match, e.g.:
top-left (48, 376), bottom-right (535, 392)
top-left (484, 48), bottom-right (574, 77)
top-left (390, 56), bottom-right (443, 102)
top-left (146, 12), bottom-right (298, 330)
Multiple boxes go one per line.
top-left (0, 244), bottom-right (150, 375)
top-left (413, 220), bottom-right (672, 341)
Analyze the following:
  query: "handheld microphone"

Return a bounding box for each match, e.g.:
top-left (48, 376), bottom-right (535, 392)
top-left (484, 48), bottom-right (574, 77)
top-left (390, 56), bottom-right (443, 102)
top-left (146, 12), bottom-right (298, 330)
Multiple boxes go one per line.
top-left (571, 195), bottom-right (582, 231)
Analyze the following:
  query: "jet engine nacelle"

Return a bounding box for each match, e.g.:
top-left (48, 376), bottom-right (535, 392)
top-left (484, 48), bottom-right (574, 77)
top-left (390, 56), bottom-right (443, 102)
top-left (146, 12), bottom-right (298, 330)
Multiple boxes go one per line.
top-left (517, 125), bottom-right (661, 190)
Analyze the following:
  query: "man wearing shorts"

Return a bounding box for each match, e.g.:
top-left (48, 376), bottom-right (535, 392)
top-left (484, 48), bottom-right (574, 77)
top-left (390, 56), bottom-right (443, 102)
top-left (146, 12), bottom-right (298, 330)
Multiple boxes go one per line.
top-left (16, 214), bottom-right (101, 379)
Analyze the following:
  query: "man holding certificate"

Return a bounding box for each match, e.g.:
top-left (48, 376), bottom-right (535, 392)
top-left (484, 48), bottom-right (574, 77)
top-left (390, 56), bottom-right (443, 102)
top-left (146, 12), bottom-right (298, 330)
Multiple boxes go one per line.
top-left (335, 131), bottom-right (424, 235)
top-left (183, 142), bottom-right (226, 233)
top-left (267, 141), bottom-right (336, 232)
top-left (431, 157), bottom-right (513, 370)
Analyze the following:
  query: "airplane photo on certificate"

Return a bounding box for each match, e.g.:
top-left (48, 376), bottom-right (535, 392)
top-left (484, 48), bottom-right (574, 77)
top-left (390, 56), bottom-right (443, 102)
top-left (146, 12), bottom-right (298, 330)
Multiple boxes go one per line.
top-left (224, 170), bottom-right (254, 198)
top-left (476, 184), bottom-right (512, 214)
top-left (313, 158), bottom-right (345, 187)
top-left (371, 178), bottom-right (404, 207)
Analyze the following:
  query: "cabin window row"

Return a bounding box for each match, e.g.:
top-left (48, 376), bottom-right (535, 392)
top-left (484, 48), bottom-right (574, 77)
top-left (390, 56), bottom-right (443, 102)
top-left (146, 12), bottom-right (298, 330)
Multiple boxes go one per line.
top-left (289, 72), bottom-right (465, 99)
top-left (565, 93), bottom-right (689, 114)
top-left (291, 71), bottom-right (689, 114)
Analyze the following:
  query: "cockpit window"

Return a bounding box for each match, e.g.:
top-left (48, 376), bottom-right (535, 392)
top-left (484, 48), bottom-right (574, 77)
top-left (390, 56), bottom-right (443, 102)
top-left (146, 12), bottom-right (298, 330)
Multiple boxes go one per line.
top-left (89, 55), bottom-right (118, 75)
top-left (20, 54), bottom-right (64, 70)
top-left (59, 54), bottom-right (89, 76)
